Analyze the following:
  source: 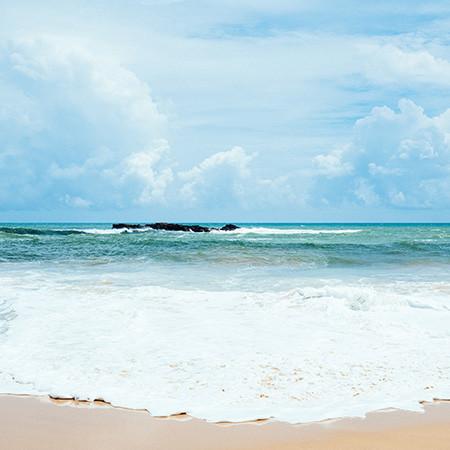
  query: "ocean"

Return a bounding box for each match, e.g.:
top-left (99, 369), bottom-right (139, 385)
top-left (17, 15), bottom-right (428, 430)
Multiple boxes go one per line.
top-left (0, 223), bottom-right (450, 422)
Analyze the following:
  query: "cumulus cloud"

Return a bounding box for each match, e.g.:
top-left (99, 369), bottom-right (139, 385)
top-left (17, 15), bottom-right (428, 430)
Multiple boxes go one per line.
top-left (0, 32), bottom-right (304, 217)
top-left (0, 35), bottom-right (170, 210)
top-left (312, 99), bottom-right (450, 208)
top-left (4, 33), bottom-right (449, 218)
top-left (179, 146), bottom-right (255, 207)
top-left (122, 139), bottom-right (174, 204)
top-left (360, 43), bottom-right (450, 86)
top-left (314, 148), bottom-right (353, 177)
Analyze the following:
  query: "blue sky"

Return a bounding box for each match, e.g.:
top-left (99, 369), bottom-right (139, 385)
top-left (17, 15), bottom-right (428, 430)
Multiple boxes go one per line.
top-left (2, 0), bottom-right (450, 222)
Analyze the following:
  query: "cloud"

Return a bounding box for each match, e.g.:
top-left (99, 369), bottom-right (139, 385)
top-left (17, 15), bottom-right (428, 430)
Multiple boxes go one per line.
top-left (179, 146), bottom-right (255, 207)
top-left (312, 99), bottom-right (450, 208)
top-left (122, 139), bottom-right (174, 204)
top-left (0, 34), bottom-right (309, 217)
top-left (0, 35), bottom-right (170, 210)
top-left (314, 148), bottom-right (353, 177)
top-left (63, 194), bottom-right (92, 208)
top-left (177, 146), bottom-right (310, 215)
top-left (3, 3), bottom-right (450, 221)
top-left (360, 43), bottom-right (450, 86)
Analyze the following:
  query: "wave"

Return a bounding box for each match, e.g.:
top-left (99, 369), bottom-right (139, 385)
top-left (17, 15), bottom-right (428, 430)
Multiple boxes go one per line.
top-left (0, 226), bottom-right (139, 236)
top-left (80, 226), bottom-right (364, 236)
top-left (1, 277), bottom-right (449, 423)
top-left (213, 227), bottom-right (363, 235)
top-left (74, 228), bottom-right (128, 235)
top-left (0, 227), bottom-right (85, 236)
top-left (81, 226), bottom-right (365, 236)
top-left (0, 225), bottom-right (364, 237)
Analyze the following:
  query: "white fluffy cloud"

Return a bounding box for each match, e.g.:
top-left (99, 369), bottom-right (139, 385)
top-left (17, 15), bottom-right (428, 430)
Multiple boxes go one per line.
top-left (3, 2), bottom-right (450, 220)
top-left (314, 148), bottom-right (353, 177)
top-left (313, 99), bottom-right (450, 208)
top-left (179, 146), bottom-right (255, 207)
top-left (360, 43), bottom-right (450, 86)
top-left (122, 139), bottom-right (174, 204)
top-left (0, 34), bottom-right (306, 217)
top-left (0, 35), bottom-right (170, 210)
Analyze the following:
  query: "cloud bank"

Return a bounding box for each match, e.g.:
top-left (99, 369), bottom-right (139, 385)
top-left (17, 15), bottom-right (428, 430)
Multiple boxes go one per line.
top-left (0, 36), bottom-right (284, 217)
top-left (313, 99), bottom-right (450, 209)
top-left (0, 36), bottom-right (169, 211)
top-left (3, 35), bottom-right (450, 218)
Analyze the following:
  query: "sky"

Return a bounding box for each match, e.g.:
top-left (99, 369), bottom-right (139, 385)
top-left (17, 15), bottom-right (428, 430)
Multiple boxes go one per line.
top-left (2, 0), bottom-right (450, 222)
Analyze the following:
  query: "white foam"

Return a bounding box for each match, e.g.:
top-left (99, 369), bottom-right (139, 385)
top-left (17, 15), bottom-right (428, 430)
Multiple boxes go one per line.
top-left (76, 227), bottom-right (154, 235)
top-left (0, 271), bottom-right (449, 423)
top-left (214, 227), bottom-right (363, 235)
top-left (72, 227), bottom-right (363, 236)
top-left (77, 228), bottom-right (126, 235)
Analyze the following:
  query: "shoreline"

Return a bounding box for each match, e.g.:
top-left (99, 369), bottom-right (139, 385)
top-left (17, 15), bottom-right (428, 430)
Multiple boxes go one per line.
top-left (5, 391), bottom-right (450, 425)
top-left (2, 394), bottom-right (450, 449)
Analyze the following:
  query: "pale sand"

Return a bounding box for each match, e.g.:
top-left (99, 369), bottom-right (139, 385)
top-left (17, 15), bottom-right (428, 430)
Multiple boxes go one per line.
top-left (1, 395), bottom-right (450, 449)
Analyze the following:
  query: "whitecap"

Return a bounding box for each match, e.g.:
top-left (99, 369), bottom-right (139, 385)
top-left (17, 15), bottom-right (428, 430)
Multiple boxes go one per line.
top-left (214, 227), bottom-right (363, 235)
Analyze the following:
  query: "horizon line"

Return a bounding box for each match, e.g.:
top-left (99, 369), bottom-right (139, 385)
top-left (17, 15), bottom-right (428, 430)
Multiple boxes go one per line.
top-left (1, 221), bottom-right (450, 225)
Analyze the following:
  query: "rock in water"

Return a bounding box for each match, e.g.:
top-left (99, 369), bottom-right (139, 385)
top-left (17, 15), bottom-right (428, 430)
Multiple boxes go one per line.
top-left (112, 223), bottom-right (144, 229)
top-left (220, 224), bottom-right (239, 231)
top-left (146, 222), bottom-right (210, 232)
top-left (112, 222), bottom-right (240, 232)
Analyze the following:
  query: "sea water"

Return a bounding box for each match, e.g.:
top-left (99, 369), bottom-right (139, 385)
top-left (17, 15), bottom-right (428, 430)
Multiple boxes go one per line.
top-left (0, 223), bottom-right (450, 422)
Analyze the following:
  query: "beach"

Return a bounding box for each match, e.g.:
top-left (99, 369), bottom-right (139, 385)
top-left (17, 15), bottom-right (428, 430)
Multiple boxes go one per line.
top-left (1, 223), bottom-right (450, 445)
top-left (2, 395), bottom-right (450, 449)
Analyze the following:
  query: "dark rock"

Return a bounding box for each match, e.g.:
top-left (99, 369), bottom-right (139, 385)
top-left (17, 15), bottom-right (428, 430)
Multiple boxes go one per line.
top-left (145, 222), bottom-right (188, 231)
top-left (112, 223), bottom-right (144, 229)
top-left (112, 222), bottom-right (239, 233)
top-left (146, 222), bottom-right (211, 233)
top-left (185, 224), bottom-right (211, 233)
top-left (220, 224), bottom-right (240, 231)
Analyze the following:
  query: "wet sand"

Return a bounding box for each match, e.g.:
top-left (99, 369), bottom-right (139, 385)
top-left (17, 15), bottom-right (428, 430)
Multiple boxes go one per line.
top-left (1, 395), bottom-right (450, 450)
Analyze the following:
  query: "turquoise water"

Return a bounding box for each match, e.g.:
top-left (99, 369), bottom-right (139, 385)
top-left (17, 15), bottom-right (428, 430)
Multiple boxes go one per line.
top-left (1, 223), bottom-right (450, 422)
top-left (1, 223), bottom-right (449, 283)
top-left (2, 223), bottom-right (449, 261)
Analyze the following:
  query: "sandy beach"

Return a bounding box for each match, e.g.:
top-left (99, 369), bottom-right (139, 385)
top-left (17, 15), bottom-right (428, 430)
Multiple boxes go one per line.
top-left (1, 395), bottom-right (450, 450)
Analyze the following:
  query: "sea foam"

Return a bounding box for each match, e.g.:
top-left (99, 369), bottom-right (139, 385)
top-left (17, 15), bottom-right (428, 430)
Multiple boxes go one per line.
top-left (215, 227), bottom-right (363, 235)
top-left (79, 226), bottom-right (364, 236)
top-left (0, 270), bottom-right (449, 423)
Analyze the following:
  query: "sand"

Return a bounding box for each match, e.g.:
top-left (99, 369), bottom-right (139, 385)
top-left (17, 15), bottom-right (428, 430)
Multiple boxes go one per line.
top-left (1, 395), bottom-right (450, 450)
